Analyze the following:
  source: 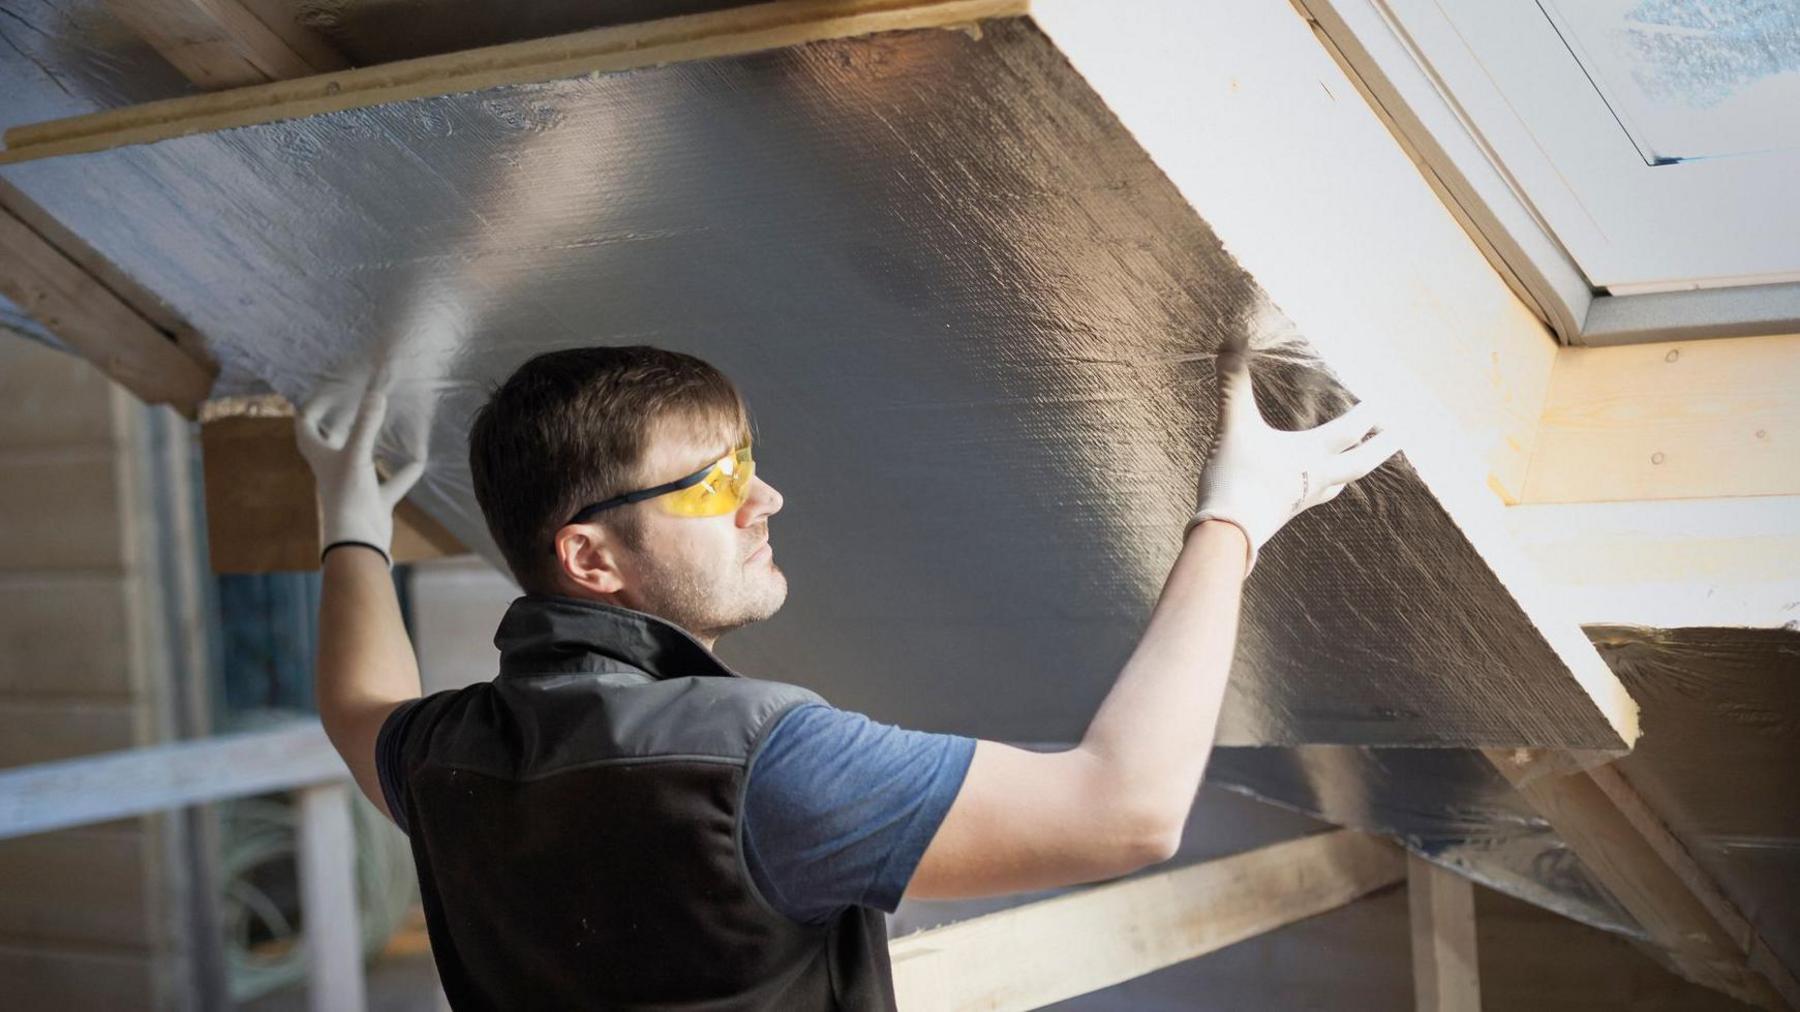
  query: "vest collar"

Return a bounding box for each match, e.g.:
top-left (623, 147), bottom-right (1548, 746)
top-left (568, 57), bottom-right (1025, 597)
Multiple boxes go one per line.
top-left (494, 595), bottom-right (740, 682)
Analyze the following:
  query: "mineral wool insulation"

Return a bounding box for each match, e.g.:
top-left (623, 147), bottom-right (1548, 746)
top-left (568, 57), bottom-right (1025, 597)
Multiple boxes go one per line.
top-left (0, 18), bottom-right (1633, 749)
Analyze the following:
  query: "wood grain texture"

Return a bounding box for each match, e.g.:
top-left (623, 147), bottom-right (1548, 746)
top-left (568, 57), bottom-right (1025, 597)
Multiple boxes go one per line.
top-left (103, 0), bottom-right (343, 89)
top-left (888, 830), bottom-right (1403, 1010)
top-left (0, 577), bottom-right (140, 698)
top-left (0, 828), bottom-right (156, 948)
top-left (0, 207), bottom-right (213, 417)
top-left (200, 400), bottom-right (465, 572)
top-left (1487, 751), bottom-right (1792, 1008)
top-left (1524, 334), bottom-right (1800, 503)
top-left (1, 0), bottom-right (1027, 163)
top-left (1409, 854), bottom-right (1481, 1012)
top-left (0, 721), bottom-right (342, 841)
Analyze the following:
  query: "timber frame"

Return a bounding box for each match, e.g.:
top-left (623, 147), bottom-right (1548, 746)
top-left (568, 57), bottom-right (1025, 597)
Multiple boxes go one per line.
top-left (1, 0), bottom-right (1794, 1005)
top-left (0, 731), bottom-right (1403, 1012)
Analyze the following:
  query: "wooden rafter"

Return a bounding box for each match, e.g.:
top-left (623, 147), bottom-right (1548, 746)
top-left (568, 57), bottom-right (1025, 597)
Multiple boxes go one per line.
top-left (102, 0), bottom-right (346, 89)
top-left (0, 192), bottom-right (215, 418)
top-left (1, 0), bottom-right (1026, 164)
top-left (888, 830), bottom-right (1403, 1010)
top-left (1487, 750), bottom-right (1799, 1009)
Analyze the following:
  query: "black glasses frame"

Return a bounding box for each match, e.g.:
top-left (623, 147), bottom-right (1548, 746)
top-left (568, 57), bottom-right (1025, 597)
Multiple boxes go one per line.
top-left (565, 460), bottom-right (716, 527)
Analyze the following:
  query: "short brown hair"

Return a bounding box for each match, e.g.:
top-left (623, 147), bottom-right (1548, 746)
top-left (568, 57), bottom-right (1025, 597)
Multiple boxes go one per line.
top-left (468, 346), bottom-right (748, 592)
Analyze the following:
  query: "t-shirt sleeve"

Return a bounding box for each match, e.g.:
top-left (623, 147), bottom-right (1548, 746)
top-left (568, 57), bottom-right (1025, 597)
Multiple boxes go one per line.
top-left (374, 698), bottom-right (426, 836)
top-left (740, 702), bottom-right (977, 926)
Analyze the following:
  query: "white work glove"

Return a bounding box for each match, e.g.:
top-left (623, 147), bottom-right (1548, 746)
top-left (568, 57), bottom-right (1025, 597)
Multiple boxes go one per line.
top-left (295, 382), bottom-right (426, 565)
top-left (1189, 352), bottom-right (1399, 574)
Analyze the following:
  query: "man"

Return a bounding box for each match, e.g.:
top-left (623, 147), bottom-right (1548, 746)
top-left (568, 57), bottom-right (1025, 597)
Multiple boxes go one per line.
top-left (298, 345), bottom-right (1394, 1010)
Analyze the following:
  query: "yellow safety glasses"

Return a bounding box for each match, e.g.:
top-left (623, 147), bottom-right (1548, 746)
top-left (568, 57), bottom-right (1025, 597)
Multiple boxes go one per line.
top-left (566, 437), bottom-right (755, 524)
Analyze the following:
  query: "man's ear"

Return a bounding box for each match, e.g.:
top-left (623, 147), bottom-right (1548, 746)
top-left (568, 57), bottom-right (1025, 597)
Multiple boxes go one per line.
top-left (553, 524), bottom-right (627, 596)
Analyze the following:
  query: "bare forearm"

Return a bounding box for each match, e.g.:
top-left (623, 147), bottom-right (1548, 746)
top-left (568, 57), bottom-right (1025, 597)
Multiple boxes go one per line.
top-left (315, 546), bottom-right (422, 720)
top-left (1077, 520), bottom-right (1248, 838)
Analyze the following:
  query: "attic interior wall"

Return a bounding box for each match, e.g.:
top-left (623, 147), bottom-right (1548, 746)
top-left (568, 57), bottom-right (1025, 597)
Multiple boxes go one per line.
top-left (0, 18), bottom-right (1631, 749)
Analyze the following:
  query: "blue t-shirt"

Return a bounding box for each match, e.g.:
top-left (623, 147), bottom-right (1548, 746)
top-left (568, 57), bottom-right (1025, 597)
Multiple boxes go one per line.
top-left (375, 697), bottom-right (975, 927)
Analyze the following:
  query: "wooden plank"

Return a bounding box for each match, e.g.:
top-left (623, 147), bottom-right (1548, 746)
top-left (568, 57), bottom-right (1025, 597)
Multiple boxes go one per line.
top-left (0, 721), bottom-right (343, 841)
top-left (1523, 333), bottom-right (1800, 503)
top-left (0, 577), bottom-right (139, 698)
top-left (200, 397), bottom-right (466, 572)
top-left (1, 0), bottom-right (1028, 164)
top-left (0, 700), bottom-right (141, 770)
top-left (102, 0), bottom-right (345, 90)
top-left (235, 0), bottom-right (351, 73)
top-left (0, 334), bottom-right (125, 449)
top-left (888, 830), bottom-right (1403, 1011)
top-left (0, 943), bottom-right (161, 1011)
top-left (200, 408), bottom-right (320, 572)
top-left (0, 180), bottom-right (214, 371)
top-left (0, 207), bottom-right (214, 417)
top-left (296, 782), bottom-right (366, 1012)
top-left (0, 828), bottom-right (155, 948)
top-left (0, 448), bottom-right (130, 572)
top-left (1486, 751), bottom-right (1794, 1008)
top-left (1504, 497), bottom-right (1800, 629)
top-left (1408, 854), bottom-right (1480, 1012)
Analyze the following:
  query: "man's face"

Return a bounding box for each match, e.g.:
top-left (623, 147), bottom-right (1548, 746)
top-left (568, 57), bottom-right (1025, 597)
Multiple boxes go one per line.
top-left (604, 417), bottom-right (787, 644)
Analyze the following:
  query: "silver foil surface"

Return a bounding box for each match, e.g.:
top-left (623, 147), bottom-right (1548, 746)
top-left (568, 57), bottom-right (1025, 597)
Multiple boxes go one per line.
top-left (0, 19), bottom-right (1629, 748)
top-left (1212, 625), bottom-right (1800, 983)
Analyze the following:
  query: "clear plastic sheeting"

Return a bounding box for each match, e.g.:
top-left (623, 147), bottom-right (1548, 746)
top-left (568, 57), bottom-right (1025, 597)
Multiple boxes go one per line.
top-left (0, 18), bottom-right (1628, 748)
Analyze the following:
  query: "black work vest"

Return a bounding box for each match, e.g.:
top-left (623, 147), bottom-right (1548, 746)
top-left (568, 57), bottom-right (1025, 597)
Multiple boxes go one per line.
top-left (387, 595), bottom-right (898, 1010)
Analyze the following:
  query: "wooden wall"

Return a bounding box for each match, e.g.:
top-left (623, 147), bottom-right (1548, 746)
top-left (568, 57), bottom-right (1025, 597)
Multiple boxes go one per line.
top-left (0, 335), bottom-right (207, 1009)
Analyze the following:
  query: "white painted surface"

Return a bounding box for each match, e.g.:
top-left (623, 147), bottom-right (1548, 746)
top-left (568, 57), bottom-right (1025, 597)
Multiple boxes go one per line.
top-left (1352, 0), bottom-right (1800, 290)
top-left (297, 781), bottom-right (367, 1012)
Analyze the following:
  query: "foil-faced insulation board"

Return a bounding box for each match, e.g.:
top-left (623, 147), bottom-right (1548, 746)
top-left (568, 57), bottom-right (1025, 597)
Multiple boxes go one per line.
top-left (1212, 625), bottom-right (1800, 984)
top-left (0, 18), bottom-right (1632, 748)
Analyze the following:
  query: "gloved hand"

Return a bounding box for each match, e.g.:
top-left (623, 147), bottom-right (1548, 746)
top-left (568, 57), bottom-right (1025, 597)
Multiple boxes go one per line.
top-left (295, 381), bottom-right (426, 565)
top-left (1189, 352), bottom-right (1398, 574)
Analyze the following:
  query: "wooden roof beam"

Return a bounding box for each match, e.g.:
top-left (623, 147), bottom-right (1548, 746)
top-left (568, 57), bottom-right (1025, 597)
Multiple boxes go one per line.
top-left (1488, 750), bottom-right (1799, 1009)
top-left (890, 830), bottom-right (1403, 1010)
top-left (102, 0), bottom-right (347, 90)
top-left (0, 191), bottom-right (214, 418)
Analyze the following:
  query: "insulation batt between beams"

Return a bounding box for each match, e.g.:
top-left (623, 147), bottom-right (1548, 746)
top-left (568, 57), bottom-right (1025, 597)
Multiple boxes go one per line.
top-left (0, 19), bottom-right (1633, 749)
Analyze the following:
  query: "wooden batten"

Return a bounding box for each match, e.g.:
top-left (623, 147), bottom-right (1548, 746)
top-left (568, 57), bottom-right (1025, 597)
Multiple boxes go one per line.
top-left (1522, 333), bottom-right (1800, 503)
top-left (1, 0), bottom-right (1027, 164)
top-left (0, 203), bottom-right (214, 419)
top-left (102, 0), bottom-right (346, 90)
top-left (889, 830), bottom-right (1403, 1010)
top-left (1408, 854), bottom-right (1481, 1012)
top-left (1486, 750), bottom-right (1797, 1008)
top-left (200, 396), bottom-right (464, 572)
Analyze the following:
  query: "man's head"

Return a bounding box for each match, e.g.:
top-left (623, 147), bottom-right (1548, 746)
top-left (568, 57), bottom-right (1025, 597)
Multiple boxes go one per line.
top-left (469, 346), bottom-right (786, 645)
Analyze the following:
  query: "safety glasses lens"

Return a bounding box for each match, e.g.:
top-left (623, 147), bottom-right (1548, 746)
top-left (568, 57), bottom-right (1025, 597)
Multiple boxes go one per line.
top-left (657, 442), bottom-right (754, 517)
